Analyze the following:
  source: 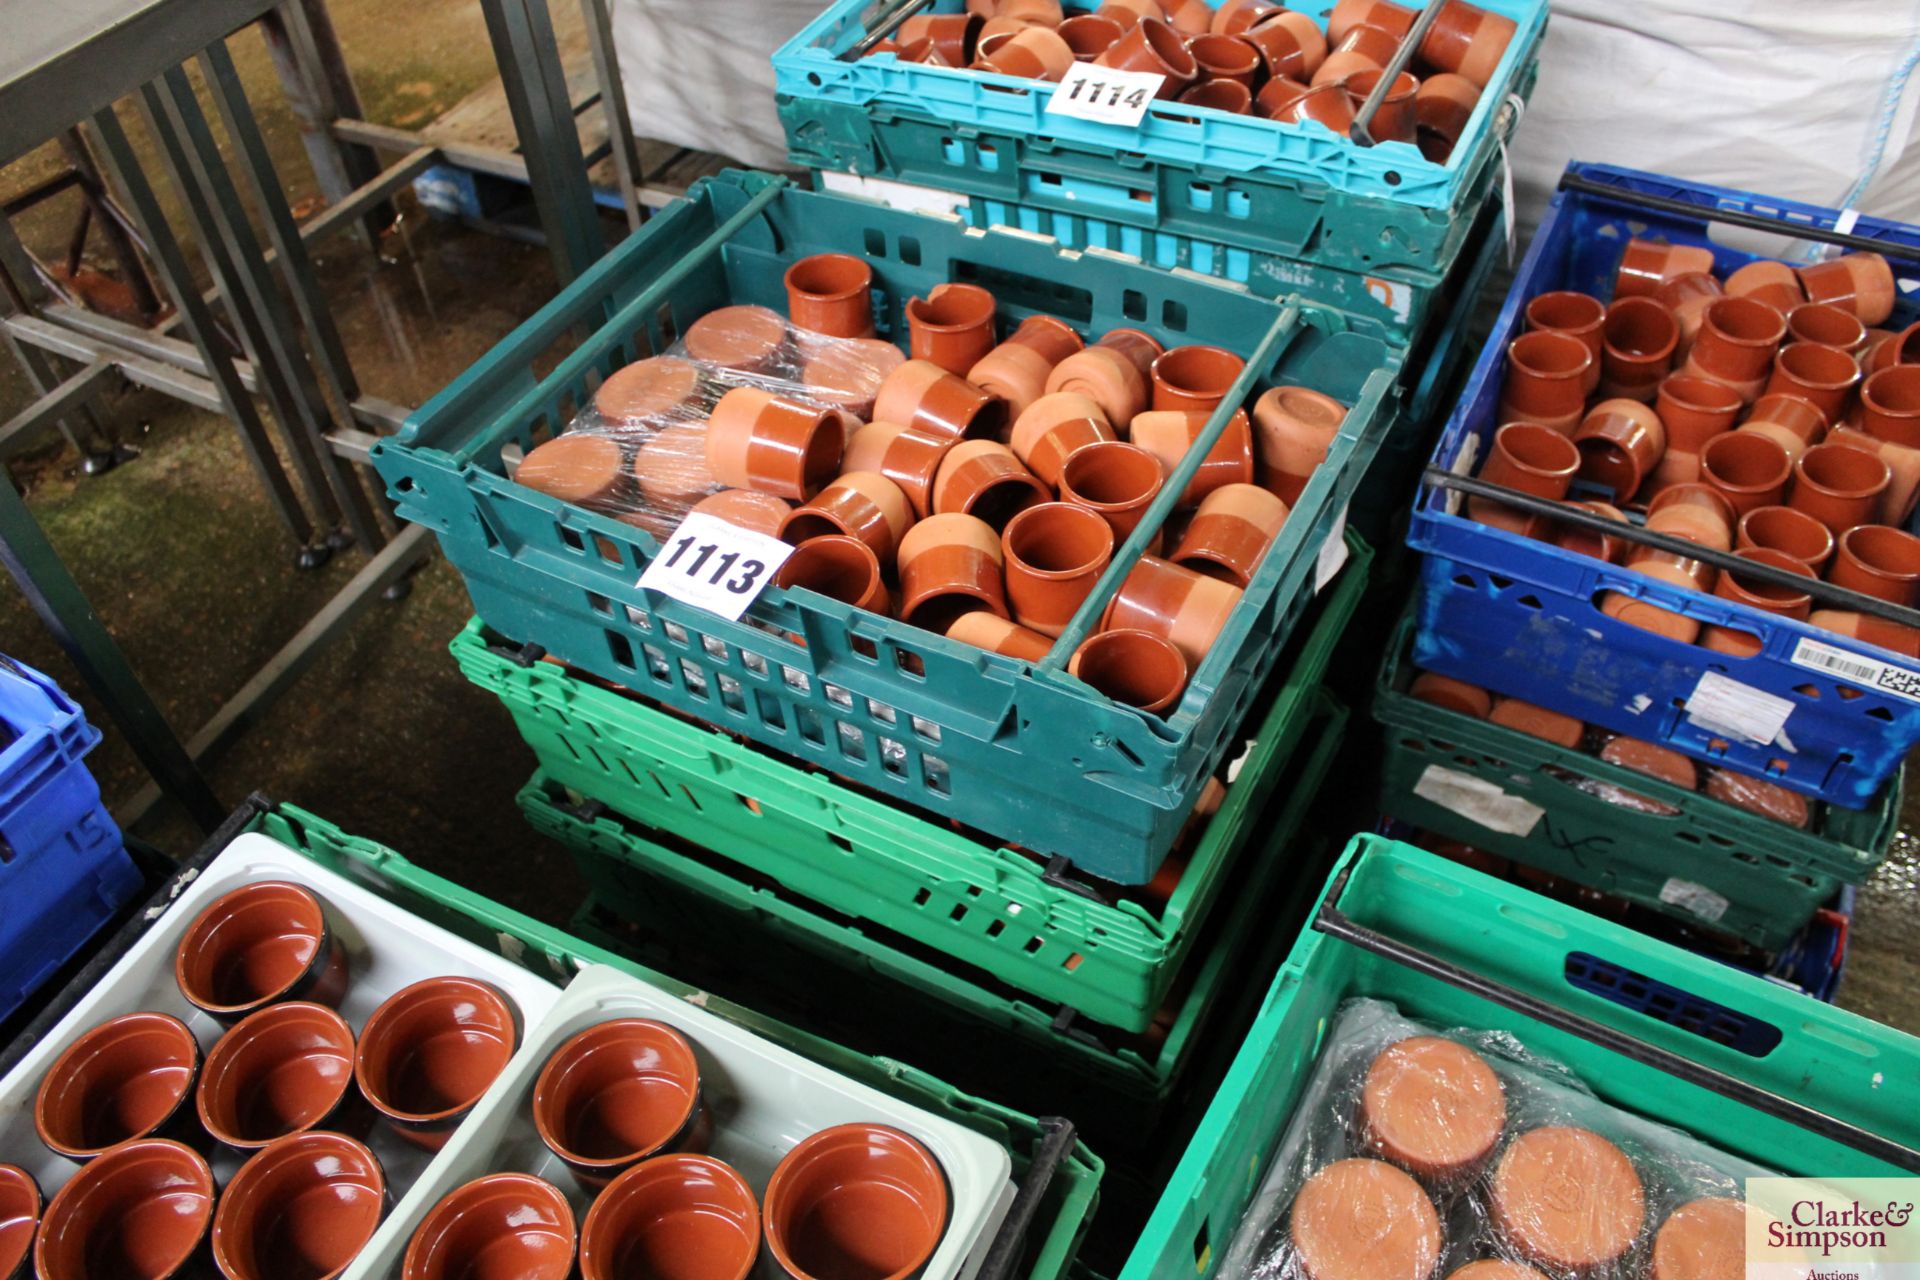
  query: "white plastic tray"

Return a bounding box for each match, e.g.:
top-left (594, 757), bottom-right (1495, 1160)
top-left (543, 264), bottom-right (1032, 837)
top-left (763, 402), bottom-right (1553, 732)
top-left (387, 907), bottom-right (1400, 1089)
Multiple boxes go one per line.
top-left (354, 963), bottom-right (1016, 1280)
top-left (0, 832), bottom-right (563, 1212)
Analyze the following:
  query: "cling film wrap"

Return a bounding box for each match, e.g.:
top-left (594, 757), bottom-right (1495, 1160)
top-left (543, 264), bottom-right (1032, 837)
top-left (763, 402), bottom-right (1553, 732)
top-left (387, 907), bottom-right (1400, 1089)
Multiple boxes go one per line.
top-left (1220, 999), bottom-right (1772, 1280)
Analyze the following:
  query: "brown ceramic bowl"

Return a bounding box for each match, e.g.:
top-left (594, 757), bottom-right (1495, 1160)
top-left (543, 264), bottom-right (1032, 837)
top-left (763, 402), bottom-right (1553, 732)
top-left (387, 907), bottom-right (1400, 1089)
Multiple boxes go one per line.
top-left (1068, 629), bottom-right (1189, 715)
top-left (580, 1155), bottom-right (759, 1280)
top-left (0, 1166), bottom-right (39, 1280)
top-left (1002, 502), bottom-right (1116, 638)
top-left (402, 1174), bottom-right (575, 1280)
top-left (763, 1125), bottom-right (949, 1280)
top-left (354, 977), bottom-right (518, 1151)
top-left (532, 1018), bottom-right (709, 1190)
top-left (35, 1011), bottom-right (202, 1161)
top-left (175, 880), bottom-right (347, 1023)
top-left (35, 1139), bottom-right (214, 1280)
top-left (783, 254), bottom-right (875, 340)
top-left (211, 1132), bottom-right (386, 1280)
top-left (197, 1001), bottom-right (358, 1151)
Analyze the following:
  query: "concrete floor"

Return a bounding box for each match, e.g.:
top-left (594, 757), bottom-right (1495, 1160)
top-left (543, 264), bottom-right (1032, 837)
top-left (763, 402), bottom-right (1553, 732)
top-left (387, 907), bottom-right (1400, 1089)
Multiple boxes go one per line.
top-left (1, 0), bottom-right (1915, 1053)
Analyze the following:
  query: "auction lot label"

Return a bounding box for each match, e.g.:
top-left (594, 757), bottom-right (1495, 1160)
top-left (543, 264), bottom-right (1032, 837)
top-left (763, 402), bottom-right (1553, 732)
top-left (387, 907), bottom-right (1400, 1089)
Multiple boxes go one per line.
top-left (1748, 1179), bottom-right (1920, 1279)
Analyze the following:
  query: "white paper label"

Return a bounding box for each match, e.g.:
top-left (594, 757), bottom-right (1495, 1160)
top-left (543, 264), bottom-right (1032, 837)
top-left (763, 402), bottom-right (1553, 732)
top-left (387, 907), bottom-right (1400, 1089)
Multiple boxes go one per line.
top-left (1045, 65), bottom-right (1164, 128)
top-left (1683, 671), bottom-right (1795, 746)
top-left (1659, 877), bottom-right (1730, 924)
top-left (637, 513), bottom-right (794, 621)
top-left (1412, 765), bottom-right (1544, 837)
top-left (818, 171), bottom-right (968, 219)
top-left (1790, 635), bottom-right (1920, 705)
top-left (1315, 503), bottom-right (1351, 594)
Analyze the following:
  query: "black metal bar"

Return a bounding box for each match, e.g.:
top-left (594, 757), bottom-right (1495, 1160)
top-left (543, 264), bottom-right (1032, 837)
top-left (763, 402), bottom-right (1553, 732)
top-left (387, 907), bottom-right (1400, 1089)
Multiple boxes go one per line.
top-left (1424, 465), bottom-right (1920, 628)
top-left (1557, 170), bottom-right (1920, 263)
top-left (975, 1118), bottom-right (1078, 1280)
top-left (843, 0), bottom-right (934, 59)
top-left (1350, 0), bottom-right (1442, 146)
top-left (1311, 871), bottom-right (1920, 1171)
top-left (0, 360), bottom-right (114, 459)
top-left (1, 168), bottom-right (84, 217)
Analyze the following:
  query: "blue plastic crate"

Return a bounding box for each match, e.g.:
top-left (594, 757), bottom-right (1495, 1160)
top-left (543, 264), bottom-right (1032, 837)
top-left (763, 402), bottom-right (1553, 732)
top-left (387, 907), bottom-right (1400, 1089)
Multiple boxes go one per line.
top-left (0, 655), bottom-right (142, 1022)
top-left (1407, 162), bottom-right (1920, 809)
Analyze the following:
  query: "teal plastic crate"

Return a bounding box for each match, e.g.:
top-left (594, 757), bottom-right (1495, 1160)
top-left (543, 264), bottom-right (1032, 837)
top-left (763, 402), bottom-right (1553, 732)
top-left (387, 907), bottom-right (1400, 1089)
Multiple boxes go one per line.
top-left (1122, 834), bottom-right (1920, 1280)
top-left (775, 0), bottom-right (1546, 334)
top-left (374, 169), bottom-right (1400, 883)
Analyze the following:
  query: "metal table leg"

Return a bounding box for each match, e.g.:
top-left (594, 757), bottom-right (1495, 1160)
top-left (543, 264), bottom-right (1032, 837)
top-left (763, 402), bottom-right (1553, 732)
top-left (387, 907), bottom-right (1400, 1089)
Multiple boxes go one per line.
top-left (579, 0), bottom-right (644, 232)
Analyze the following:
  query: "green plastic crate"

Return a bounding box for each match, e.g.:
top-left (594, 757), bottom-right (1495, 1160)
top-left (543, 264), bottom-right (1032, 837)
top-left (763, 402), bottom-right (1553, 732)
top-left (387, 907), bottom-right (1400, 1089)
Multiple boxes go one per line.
top-left (234, 799), bottom-right (1102, 1280)
top-left (374, 169), bottom-right (1401, 884)
top-left (1372, 609), bottom-right (1900, 951)
top-left (452, 530), bottom-right (1368, 1034)
top-left (1122, 834), bottom-right (1920, 1280)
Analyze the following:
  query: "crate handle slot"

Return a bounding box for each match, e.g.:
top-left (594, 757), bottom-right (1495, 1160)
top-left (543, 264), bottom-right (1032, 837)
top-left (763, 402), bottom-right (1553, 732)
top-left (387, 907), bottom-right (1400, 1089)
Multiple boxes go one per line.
top-left (1038, 302), bottom-right (1304, 672)
top-left (1310, 863), bottom-right (1920, 1171)
top-left (1421, 466), bottom-right (1920, 629)
top-left (1348, 0), bottom-right (1445, 147)
top-left (975, 1116), bottom-right (1080, 1280)
top-left (1558, 170), bottom-right (1920, 264)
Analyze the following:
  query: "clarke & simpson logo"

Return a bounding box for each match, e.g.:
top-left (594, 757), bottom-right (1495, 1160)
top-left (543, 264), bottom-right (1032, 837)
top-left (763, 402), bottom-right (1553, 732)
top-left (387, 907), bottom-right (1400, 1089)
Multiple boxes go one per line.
top-left (1748, 1178), bottom-right (1920, 1279)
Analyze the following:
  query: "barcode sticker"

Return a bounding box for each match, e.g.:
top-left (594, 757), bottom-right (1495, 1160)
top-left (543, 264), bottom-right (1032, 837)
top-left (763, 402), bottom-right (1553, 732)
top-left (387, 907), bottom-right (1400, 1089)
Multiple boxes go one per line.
top-left (1315, 502), bottom-right (1351, 594)
top-left (1684, 671), bottom-right (1794, 745)
top-left (1790, 636), bottom-right (1920, 705)
top-left (1659, 877), bottom-right (1730, 924)
top-left (1412, 765), bottom-right (1544, 837)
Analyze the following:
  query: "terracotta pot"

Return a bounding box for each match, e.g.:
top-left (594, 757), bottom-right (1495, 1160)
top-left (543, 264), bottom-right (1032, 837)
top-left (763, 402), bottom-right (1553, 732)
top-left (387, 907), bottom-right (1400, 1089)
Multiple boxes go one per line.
top-left (1829, 427), bottom-right (1920, 526)
top-left (1723, 260), bottom-right (1806, 316)
top-left (1290, 1161), bottom-right (1441, 1280)
top-left (1187, 33), bottom-right (1263, 87)
top-left (173, 880), bottom-right (348, 1024)
top-left (1212, 0), bottom-right (1287, 36)
top-left (705, 388), bottom-right (846, 500)
top-left (1168, 482), bottom-right (1286, 587)
top-left (1551, 500), bottom-right (1631, 565)
top-left (1811, 608), bottom-right (1920, 659)
top-left (1310, 23), bottom-right (1399, 88)
top-left (1239, 12), bottom-right (1326, 83)
top-left (1870, 319), bottom-right (1920, 372)
top-left (1046, 329), bottom-right (1162, 425)
top-left (1488, 698), bottom-right (1583, 749)
top-left (779, 472), bottom-right (912, 562)
top-left (945, 613), bottom-right (1055, 661)
top-left (1738, 504), bottom-right (1835, 573)
top-left (1744, 391), bottom-right (1830, 442)
top-left (533, 1018), bottom-right (708, 1190)
top-left (1409, 671), bottom-right (1492, 719)
top-left (1092, 0), bottom-right (1154, 28)
top-left (775, 536), bottom-right (891, 616)
top-left (1068, 629), bottom-right (1189, 715)
top-left (932, 440), bottom-right (1050, 529)
top-left (1009, 393), bottom-right (1116, 486)
top-left (1418, 0), bottom-right (1516, 87)
top-left (905, 284), bottom-right (997, 376)
top-left (1861, 366), bottom-right (1920, 448)
top-left (1654, 374), bottom-right (1743, 454)
top-left (580, 1155), bottom-right (760, 1280)
top-left (1359, 1037), bottom-right (1506, 1186)
top-left (212, 1132), bottom-right (385, 1280)
top-left (1656, 272), bottom-right (1726, 357)
top-left (197, 1001), bottom-right (357, 1151)
top-left (1497, 330), bottom-right (1592, 434)
top-left (967, 315), bottom-right (1083, 418)
top-left (1738, 420), bottom-right (1809, 468)
top-left (1132, 408), bottom-right (1258, 505)
top-left (1329, 0), bottom-right (1415, 41)
top-left (1645, 483), bottom-right (1736, 551)
top-left (1001, 503), bottom-right (1116, 637)
top-left (1058, 13), bottom-right (1125, 58)
top-left (355, 976), bottom-right (517, 1151)
top-left (1161, 0), bottom-right (1214, 34)
top-left (984, 24), bottom-right (1078, 78)
top-left (1491, 1128), bottom-right (1645, 1274)
top-left (1414, 73), bottom-right (1480, 149)
top-left (1703, 771), bottom-right (1811, 828)
top-left (896, 513), bottom-right (1009, 632)
top-left (897, 37), bottom-right (953, 66)
top-left (897, 12), bottom-right (983, 64)
top-left (1526, 291), bottom-right (1606, 395)
top-left (691, 490), bottom-right (792, 539)
top-left (1615, 238), bottom-right (1717, 301)
top-left (1599, 737), bottom-right (1698, 791)
top-left (877, 359), bottom-right (1009, 441)
top-left (1789, 443), bottom-right (1890, 534)
top-left (1797, 252), bottom-right (1896, 327)
top-left (1150, 345), bottom-right (1245, 413)
top-left (595, 357), bottom-right (700, 425)
top-left (682, 305), bottom-right (788, 373)
top-left (783, 254), bottom-right (875, 340)
top-left (1598, 296), bottom-right (1680, 402)
top-left (841, 422), bottom-right (953, 521)
top-left (403, 1175), bottom-right (575, 1280)
top-left (1001, 0), bottom-right (1065, 23)
top-left (763, 1126), bottom-right (948, 1280)
top-left (1059, 440), bottom-right (1167, 546)
top-left (1830, 525), bottom-right (1920, 607)
top-left (1603, 559), bottom-right (1706, 644)
top-left (1700, 430), bottom-right (1792, 516)
top-left (1641, 449), bottom-right (1701, 502)
top-left (1102, 555), bottom-right (1242, 666)
top-left (1176, 79), bottom-right (1253, 113)
top-left (34, 1011), bottom-right (200, 1161)
top-left (1094, 18), bottom-right (1198, 95)
top-left (1787, 301), bottom-right (1869, 354)
top-left (1469, 422), bottom-right (1578, 533)
top-left (1572, 399), bottom-right (1665, 503)
top-left (1343, 68), bottom-right (1418, 144)
top-left (1713, 546), bottom-right (1814, 621)
top-left (34, 1140), bottom-right (213, 1280)
top-left (0, 1167), bottom-right (36, 1280)
top-left (633, 423), bottom-right (721, 516)
top-left (1250, 386), bottom-right (1345, 504)
top-left (1680, 296), bottom-right (1787, 401)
